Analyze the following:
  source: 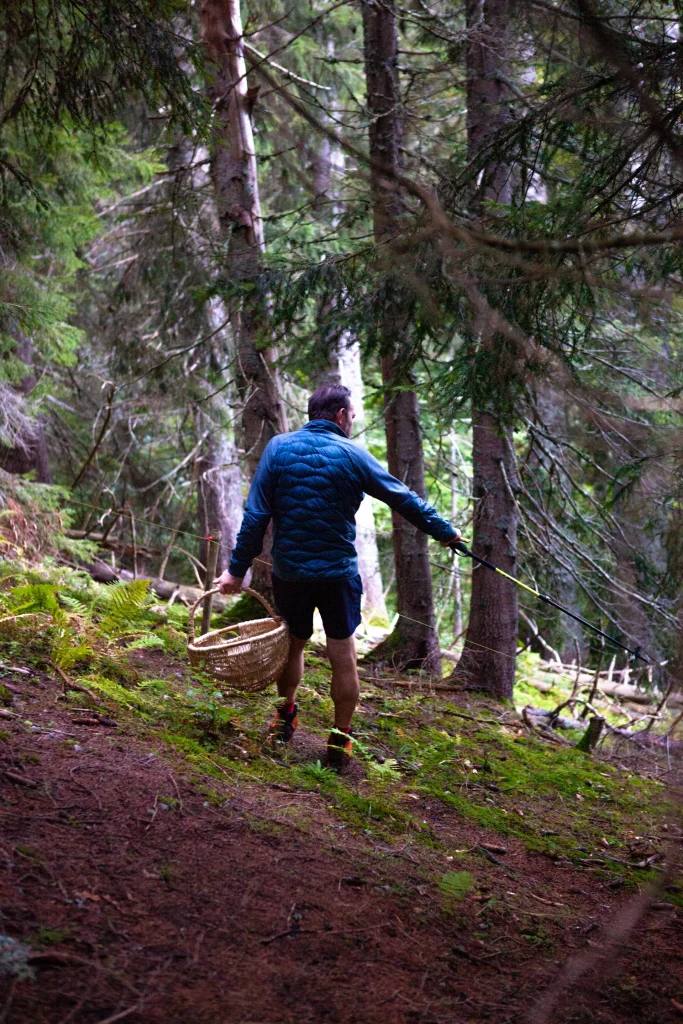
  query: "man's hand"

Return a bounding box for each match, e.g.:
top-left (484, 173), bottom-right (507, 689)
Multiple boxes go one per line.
top-left (440, 528), bottom-right (462, 549)
top-left (214, 570), bottom-right (244, 595)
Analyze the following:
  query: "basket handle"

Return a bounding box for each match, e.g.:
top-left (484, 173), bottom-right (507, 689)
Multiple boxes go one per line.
top-left (187, 586), bottom-right (280, 643)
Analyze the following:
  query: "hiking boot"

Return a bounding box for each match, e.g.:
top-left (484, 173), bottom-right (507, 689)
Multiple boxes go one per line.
top-left (324, 729), bottom-right (354, 773)
top-left (268, 702), bottom-right (298, 746)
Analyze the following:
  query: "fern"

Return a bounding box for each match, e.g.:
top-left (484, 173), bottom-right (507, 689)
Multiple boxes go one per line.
top-left (98, 580), bottom-right (151, 635)
top-left (125, 634), bottom-right (164, 651)
top-left (368, 757), bottom-right (401, 779)
top-left (8, 583), bottom-right (61, 617)
top-left (50, 623), bottom-right (93, 670)
top-left (59, 592), bottom-right (91, 618)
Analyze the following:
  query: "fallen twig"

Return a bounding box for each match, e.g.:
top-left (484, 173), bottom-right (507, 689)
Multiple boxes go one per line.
top-left (3, 769), bottom-right (37, 787)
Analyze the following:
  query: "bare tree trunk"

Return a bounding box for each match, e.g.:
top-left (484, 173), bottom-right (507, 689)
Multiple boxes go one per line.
top-left (196, 315), bottom-right (244, 579)
top-left (166, 132), bottom-right (245, 582)
top-left (328, 335), bottom-right (388, 623)
top-left (449, 0), bottom-right (519, 696)
top-left (197, 430), bottom-right (243, 574)
top-left (201, 0), bottom-right (286, 598)
top-left (362, 0), bottom-right (440, 673)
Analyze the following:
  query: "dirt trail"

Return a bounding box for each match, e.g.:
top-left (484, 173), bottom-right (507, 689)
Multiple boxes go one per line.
top-left (0, 672), bottom-right (681, 1024)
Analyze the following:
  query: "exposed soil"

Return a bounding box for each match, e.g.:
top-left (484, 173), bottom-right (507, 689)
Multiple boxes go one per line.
top-left (0, 669), bottom-right (681, 1024)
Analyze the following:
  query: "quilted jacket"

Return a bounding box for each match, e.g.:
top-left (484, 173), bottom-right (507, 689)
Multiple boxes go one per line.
top-left (229, 419), bottom-right (458, 582)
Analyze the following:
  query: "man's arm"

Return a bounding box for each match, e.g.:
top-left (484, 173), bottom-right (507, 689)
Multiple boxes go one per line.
top-left (215, 442), bottom-right (275, 594)
top-left (358, 449), bottom-right (460, 543)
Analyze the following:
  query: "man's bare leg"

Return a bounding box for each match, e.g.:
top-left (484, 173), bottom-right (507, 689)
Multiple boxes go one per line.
top-left (277, 636), bottom-right (307, 703)
top-left (327, 636), bottom-right (360, 732)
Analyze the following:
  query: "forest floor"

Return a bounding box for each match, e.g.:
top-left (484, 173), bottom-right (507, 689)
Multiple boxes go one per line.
top-left (1, 638), bottom-right (682, 1024)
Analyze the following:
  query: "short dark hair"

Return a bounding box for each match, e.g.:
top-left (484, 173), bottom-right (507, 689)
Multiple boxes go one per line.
top-left (308, 384), bottom-right (352, 422)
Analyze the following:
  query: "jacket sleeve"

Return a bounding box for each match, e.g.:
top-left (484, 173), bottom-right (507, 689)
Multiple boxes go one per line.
top-left (358, 449), bottom-right (458, 542)
top-left (228, 442), bottom-right (275, 577)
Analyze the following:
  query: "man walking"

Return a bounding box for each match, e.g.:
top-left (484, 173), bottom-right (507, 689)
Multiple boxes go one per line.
top-left (215, 384), bottom-right (461, 771)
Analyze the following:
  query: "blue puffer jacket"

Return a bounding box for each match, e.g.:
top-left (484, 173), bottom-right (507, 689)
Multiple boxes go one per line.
top-left (229, 420), bottom-right (458, 582)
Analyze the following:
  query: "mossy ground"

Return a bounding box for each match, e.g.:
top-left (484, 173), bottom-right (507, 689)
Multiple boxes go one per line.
top-left (1, 564), bottom-right (681, 1023)
top-left (0, 560), bottom-right (678, 897)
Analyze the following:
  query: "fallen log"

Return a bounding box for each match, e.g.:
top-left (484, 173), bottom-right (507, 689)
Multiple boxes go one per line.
top-left (65, 529), bottom-right (160, 558)
top-left (73, 558), bottom-right (229, 612)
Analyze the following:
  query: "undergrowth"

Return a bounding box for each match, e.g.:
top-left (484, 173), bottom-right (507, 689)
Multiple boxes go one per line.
top-left (0, 559), bottom-right (676, 904)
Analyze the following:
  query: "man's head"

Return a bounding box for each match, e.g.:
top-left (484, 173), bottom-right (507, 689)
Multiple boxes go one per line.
top-left (308, 384), bottom-right (355, 437)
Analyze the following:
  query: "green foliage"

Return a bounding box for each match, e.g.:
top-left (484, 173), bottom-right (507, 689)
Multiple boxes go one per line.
top-left (367, 757), bottom-right (401, 779)
top-left (294, 761), bottom-right (339, 786)
top-left (97, 580), bottom-right (152, 636)
top-left (51, 631), bottom-right (93, 671)
top-left (125, 634), bottom-right (165, 651)
top-left (438, 871), bottom-right (474, 904)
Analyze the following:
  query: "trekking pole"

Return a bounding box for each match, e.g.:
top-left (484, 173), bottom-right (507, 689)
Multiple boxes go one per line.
top-left (449, 539), bottom-right (650, 665)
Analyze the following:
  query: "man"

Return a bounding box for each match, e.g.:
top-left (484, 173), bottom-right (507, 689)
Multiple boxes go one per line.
top-left (215, 384), bottom-right (461, 771)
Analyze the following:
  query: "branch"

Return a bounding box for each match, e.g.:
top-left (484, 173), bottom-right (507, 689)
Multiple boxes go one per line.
top-left (71, 386), bottom-right (115, 490)
top-left (243, 43), bottom-right (330, 90)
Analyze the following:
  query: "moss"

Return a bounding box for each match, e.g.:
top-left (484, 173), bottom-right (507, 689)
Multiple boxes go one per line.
top-left (0, 684), bottom-right (13, 707)
top-left (215, 593), bottom-right (270, 627)
top-left (30, 927), bottom-right (70, 949)
top-left (95, 654), bottom-right (140, 687)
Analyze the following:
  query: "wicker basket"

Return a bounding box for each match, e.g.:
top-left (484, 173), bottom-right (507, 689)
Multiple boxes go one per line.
top-left (187, 587), bottom-right (289, 693)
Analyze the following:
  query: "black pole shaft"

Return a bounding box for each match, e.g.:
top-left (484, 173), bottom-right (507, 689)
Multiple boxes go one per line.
top-left (452, 541), bottom-right (648, 664)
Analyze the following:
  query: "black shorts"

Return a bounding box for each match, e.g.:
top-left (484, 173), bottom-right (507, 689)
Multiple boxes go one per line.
top-left (271, 574), bottom-right (363, 641)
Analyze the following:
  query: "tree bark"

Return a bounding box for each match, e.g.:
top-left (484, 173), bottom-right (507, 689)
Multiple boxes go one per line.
top-left (0, 335), bottom-right (51, 483)
top-left (453, 413), bottom-right (519, 695)
top-left (311, 83), bottom-right (387, 622)
top-left (362, 0), bottom-right (440, 672)
top-left (200, 0), bottom-right (286, 598)
top-left (449, 0), bottom-right (519, 696)
top-left (166, 131), bottom-right (245, 583)
top-left (328, 335), bottom-right (388, 623)
top-left (196, 300), bottom-right (244, 577)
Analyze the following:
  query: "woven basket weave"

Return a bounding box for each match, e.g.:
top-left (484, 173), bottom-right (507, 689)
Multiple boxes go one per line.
top-left (187, 587), bottom-right (289, 693)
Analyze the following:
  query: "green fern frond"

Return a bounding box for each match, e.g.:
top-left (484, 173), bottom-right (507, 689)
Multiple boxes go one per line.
top-left (52, 629), bottom-right (93, 670)
top-left (8, 583), bottom-right (60, 617)
top-left (98, 580), bottom-right (151, 635)
top-left (368, 757), bottom-right (401, 778)
top-left (125, 634), bottom-right (164, 651)
top-left (59, 593), bottom-right (91, 618)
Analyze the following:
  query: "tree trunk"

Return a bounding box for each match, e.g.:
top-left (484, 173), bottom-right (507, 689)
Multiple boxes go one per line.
top-left (201, 0), bottom-right (286, 598)
top-left (196, 299), bottom-right (244, 577)
top-left (452, 412), bottom-right (518, 695)
top-left (310, 81), bottom-right (387, 623)
top-left (166, 134), bottom-right (245, 581)
top-left (362, 0), bottom-right (440, 672)
top-left (328, 335), bottom-right (388, 624)
top-left (0, 335), bottom-right (51, 483)
top-left (449, 0), bottom-right (518, 696)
